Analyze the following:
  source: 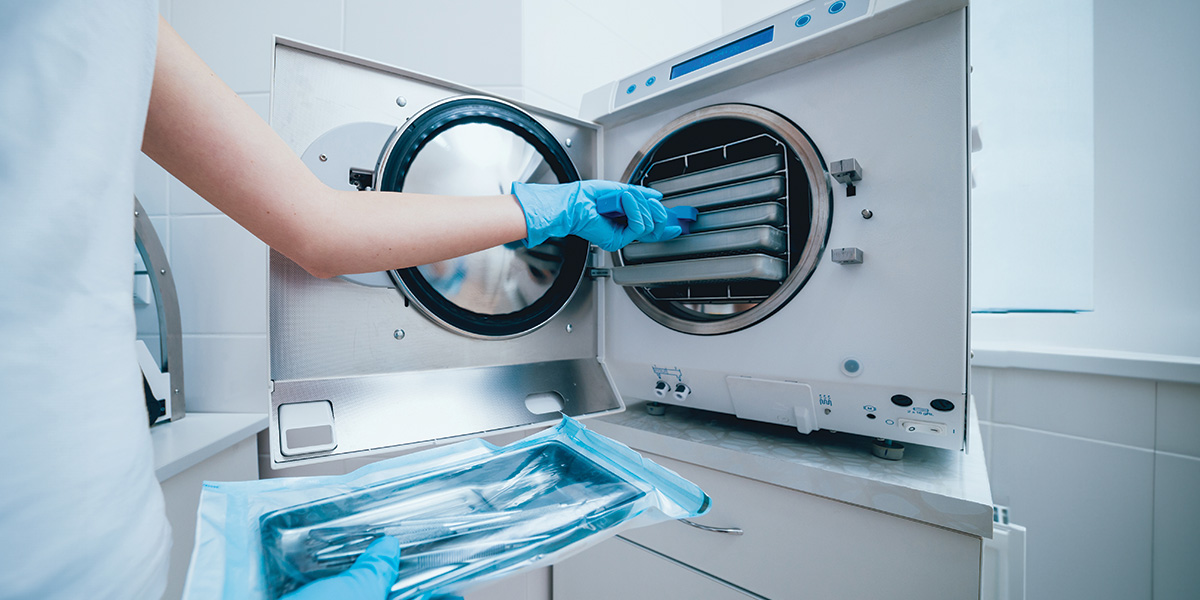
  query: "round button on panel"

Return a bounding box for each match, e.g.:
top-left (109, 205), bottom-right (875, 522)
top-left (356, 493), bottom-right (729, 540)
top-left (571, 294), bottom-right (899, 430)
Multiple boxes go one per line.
top-left (626, 84), bottom-right (637, 95)
top-left (795, 14), bottom-right (811, 27)
top-left (840, 357), bottom-right (862, 377)
top-left (891, 394), bottom-right (913, 407)
top-left (931, 398), bottom-right (956, 412)
top-left (829, 1), bottom-right (846, 14)
top-left (646, 76), bottom-right (656, 86)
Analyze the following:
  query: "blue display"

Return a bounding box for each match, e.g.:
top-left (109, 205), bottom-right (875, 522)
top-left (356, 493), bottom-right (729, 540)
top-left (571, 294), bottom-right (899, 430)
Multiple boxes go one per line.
top-left (670, 27), bottom-right (774, 80)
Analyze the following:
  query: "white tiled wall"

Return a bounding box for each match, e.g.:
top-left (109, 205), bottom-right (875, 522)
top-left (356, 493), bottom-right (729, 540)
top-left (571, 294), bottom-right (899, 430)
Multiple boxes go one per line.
top-left (977, 366), bottom-right (1200, 600)
top-left (521, 0), bottom-right (722, 113)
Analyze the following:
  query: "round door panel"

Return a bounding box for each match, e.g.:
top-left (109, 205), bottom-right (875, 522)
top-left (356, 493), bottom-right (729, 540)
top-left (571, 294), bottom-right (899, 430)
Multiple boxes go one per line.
top-left (617, 104), bottom-right (833, 335)
top-left (377, 97), bottom-right (588, 339)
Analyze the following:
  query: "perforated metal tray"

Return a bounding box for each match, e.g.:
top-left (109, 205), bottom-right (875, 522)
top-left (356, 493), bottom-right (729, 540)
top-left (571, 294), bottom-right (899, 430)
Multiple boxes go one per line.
top-left (660, 176), bottom-right (785, 211)
top-left (622, 225), bottom-right (787, 263)
top-left (610, 254), bottom-right (788, 287)
top-left (649, 155), bottom-right (783, 196)
top-left (689, 202), bottom-right (786, 233)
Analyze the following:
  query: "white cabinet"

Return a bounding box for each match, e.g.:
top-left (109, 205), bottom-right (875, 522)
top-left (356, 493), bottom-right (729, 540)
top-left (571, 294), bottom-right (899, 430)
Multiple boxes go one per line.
top-left (555, 536), bottom-right (760, 599)
top-left (556, 403), bottom-right (992, 599)
top-left (152, 412), bottom-right (267, 600)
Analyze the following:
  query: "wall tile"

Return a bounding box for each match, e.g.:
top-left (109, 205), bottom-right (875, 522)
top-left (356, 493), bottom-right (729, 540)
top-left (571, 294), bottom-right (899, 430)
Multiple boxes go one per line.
top-left (989, 425), bottom-right (1153, 600)
top-left (171, 215), bottom-right (267, 334)
top-left (169, 175), bottom-right (220, 215)
top-left (522, 0), bottom-right (645, 110)
top-left (991, 368), bottom-right (1156, 448)
top-left (1156, 382), bottom-right (1200, 458)
top-left (1153, 453), bottom-right (1200, 600)
top-left (181, 334), bottom-right (268, 413)
top-left (344, 0), bottom-right (522, 87)
top-left (565, 0), bottom-right (723, 65)
top-left (172, 0), bottom-right (343, 94)
top-left (240, 92), bottom-right (271, 123)
top-left (971, 366), bottom-right (995, 421)
top-left (136, 153), bottom-right (169, 216)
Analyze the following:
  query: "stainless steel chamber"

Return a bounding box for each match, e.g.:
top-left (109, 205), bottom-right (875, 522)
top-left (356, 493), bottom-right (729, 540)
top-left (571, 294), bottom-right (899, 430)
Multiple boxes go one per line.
top-left (612, 104), bottom-right (831, 335)
top-left (268, 0), bottom-right (972, 465)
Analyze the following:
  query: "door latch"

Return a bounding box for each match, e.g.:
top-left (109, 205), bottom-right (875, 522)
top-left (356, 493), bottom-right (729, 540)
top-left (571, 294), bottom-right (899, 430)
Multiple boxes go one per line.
top-left (830, 158), bottom-right (863, 197)
top-left (348, 168), bottom-right (375, 191)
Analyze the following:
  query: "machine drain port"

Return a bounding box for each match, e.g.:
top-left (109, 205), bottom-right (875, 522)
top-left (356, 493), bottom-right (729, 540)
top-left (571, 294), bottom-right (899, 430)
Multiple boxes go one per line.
top-left (673, 383), bottom-right (692, 401)
top-left (653, 380), bottom-right (670, 398)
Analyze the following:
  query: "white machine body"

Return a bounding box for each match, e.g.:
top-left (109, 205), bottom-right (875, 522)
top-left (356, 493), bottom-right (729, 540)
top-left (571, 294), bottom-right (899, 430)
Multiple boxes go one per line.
top-left (267, 0), bottom-right (970, 466)
top-left (595, 0), bottom-right (970, 448)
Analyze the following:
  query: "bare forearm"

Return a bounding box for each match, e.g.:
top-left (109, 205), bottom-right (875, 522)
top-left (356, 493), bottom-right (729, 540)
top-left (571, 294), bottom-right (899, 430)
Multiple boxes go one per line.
top-left (141, 17), bottom-right (526, 278)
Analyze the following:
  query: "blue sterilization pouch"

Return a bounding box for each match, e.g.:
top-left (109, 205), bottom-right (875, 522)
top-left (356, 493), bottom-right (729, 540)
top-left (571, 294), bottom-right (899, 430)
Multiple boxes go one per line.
top-left (182, 416), bottom-right (709, 599)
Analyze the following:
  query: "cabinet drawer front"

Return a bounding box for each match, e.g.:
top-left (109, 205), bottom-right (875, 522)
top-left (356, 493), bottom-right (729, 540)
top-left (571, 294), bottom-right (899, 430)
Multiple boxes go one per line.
top-left (554, 537), bottom-right (759, 600)
top-left (621, 453), bottom-right (982, 600)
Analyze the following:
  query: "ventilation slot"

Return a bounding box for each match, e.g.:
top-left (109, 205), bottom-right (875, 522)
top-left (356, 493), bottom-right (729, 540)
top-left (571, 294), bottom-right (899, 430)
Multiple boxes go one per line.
top-left (614, 132), bottom-right (792, 305)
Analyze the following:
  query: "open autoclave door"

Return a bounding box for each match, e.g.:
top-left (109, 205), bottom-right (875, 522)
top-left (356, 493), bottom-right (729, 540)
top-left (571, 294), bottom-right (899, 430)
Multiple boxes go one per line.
top-left (268, 0), bottom-right (970, 467)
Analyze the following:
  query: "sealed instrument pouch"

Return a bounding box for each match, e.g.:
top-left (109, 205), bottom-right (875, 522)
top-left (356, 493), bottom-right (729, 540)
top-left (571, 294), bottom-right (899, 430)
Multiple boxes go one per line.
top-left (182, 416), bottom-right (709, 599)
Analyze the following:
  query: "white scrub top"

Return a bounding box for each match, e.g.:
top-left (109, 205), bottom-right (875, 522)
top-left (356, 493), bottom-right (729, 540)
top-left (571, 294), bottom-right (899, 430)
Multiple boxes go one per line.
top-left (0, 1), bottom-right (171, 598)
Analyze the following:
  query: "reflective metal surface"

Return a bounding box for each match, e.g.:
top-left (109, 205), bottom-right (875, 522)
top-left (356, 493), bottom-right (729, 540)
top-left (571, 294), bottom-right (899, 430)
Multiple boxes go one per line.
top-left (269, 40), bottom-right (617, 466)
top-left (617, 104), bottom-right (832, 335)
top-left (133, 197), bottom-right (185, 422)
top-left (403, 123), bottom-right (561, 315)
top-left (271, 358), bottom-right (621, 464)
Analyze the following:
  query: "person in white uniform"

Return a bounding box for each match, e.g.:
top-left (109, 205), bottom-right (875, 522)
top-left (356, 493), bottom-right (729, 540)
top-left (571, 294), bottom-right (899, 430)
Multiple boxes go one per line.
top-left (0, 3), bottom-right (674, 599)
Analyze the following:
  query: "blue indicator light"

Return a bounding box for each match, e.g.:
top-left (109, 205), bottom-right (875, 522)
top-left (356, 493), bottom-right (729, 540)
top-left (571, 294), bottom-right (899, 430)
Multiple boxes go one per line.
top-left (829, 1), bottom-right (846, 14)
top-left (794, 14), bottom-right (811, 27)
top-left (670, 27), bottom-right (774, 80)
top-left (625, 84), bottom-right (636, 95)
top-left (646, 76), bottom-right (656, 86)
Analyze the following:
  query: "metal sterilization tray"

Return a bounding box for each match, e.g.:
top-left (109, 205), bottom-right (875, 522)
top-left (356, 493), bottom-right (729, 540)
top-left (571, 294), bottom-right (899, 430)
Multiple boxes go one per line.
top-left (689, 203), bottom-right (786, 233)
top-left (610, 254), bottom-right (788, 287)
top-left (621, 225), bottom-right (787, 263)
top-left (650, 154), bottom-right (784, 196)
top-left (660, 176), bottom-right (786, 211)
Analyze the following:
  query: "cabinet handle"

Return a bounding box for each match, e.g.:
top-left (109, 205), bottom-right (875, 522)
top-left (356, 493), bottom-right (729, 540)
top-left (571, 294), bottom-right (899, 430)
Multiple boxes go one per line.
top-left (679, 518), bottom-right (744, 536)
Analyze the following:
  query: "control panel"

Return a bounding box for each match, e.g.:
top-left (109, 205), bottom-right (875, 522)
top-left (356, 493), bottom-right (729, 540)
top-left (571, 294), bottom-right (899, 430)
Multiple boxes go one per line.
top-left (613, 0), bottom-right (869, 109)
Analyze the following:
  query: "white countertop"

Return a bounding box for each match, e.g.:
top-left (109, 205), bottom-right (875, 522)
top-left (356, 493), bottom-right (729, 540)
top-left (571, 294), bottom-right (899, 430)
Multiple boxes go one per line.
top-left (151, 412), bottom-right (268, 481)
top-left (590, 401), bottom-right (994, 538)
top-left (972, 343), bottom-right (1200, 384)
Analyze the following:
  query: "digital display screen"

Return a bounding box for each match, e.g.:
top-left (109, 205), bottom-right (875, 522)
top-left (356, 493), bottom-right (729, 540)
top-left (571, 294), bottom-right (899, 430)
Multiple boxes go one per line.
top-left (670, 27), bottom-right (774, 80)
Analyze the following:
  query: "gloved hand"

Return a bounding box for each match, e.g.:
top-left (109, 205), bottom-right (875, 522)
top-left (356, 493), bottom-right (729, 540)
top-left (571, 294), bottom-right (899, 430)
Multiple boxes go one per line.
top-left (512, 180), bottom-right (681, 251)
top-left (282, 537), bottom-right (400, 600)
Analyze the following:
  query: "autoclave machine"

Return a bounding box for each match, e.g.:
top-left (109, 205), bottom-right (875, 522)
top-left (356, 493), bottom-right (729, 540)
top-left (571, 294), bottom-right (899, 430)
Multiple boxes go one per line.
top-left (267, 0), bottom-right (971, 467)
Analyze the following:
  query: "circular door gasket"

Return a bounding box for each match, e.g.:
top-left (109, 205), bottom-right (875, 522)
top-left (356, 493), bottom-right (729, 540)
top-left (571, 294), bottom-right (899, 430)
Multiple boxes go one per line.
top-left (617, 104), bottom-right (833, 336)
top-left (377, 96), bottom-right (589, 339)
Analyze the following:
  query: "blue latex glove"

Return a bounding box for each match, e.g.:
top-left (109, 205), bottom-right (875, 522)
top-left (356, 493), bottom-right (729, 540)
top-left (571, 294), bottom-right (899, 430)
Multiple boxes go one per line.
top-left (512, 181), bottom-right (681, 251)
top-left (282, 537), bottom-right (400, 600)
